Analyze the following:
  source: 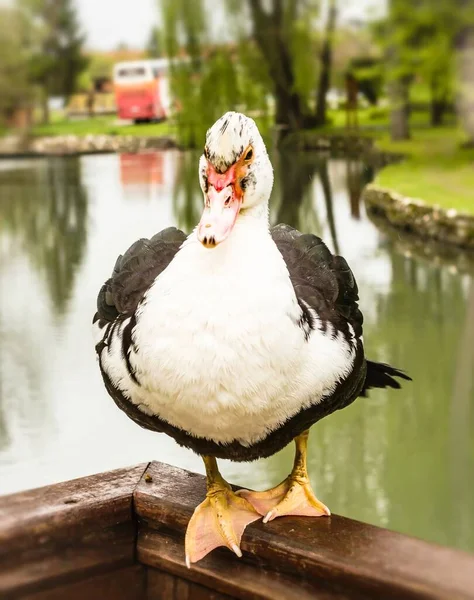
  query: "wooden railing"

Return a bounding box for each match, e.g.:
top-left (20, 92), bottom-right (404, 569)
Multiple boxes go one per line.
top-left (1, 462), bottom-right (473, 599)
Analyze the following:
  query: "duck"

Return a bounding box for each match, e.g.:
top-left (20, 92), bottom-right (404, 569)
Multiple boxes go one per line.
top-left (93, 111), bottom-right (410, 567)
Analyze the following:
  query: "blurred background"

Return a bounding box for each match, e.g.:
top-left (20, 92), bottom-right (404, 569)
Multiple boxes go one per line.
top-left (0, 0), bottom-right (473, 145)
top-left (0, 0), bottom-right (473, 557)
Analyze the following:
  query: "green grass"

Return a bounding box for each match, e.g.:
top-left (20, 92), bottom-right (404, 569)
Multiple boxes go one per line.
top-left (30, 115), bottom-right (175, 138)
top-left (373, 128), bottom-right (474, 213)
top-left (325, 106), bottom-right (434, 131)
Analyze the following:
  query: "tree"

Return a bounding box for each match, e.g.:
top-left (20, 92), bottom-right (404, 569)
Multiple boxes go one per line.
top-left (20, 0), bottom-right (88, 123)
top-left (375, 0), bottom-right (415, 140)
top-left (160, 0), bottom-right (272, 147)
top-left (348, 57), bottom-right (384, 106)
top-left (244, 0), bottom-right (314, 131)
top-left (160, 0), bottom-right (351, 137)
top-left (376, 0), bottom-right (467, 138)
top-left (227, 0), bottom-right (344, 132)
top-left (0, 7), bottom-right (33, 124)
top-left (410, 0), bottom-right (460, 127)
top-left (146, 25), bottom-right (163, 58)
top-left (455, 0), bottom-right (474, 144)
top-left (314, 0), bottom-right (338, 126)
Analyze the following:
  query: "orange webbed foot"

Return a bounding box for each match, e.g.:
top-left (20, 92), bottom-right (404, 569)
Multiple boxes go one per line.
top-left (238, 476), bottom-right (330, 523)
top-left (185, 483), bottom-right (261, 567)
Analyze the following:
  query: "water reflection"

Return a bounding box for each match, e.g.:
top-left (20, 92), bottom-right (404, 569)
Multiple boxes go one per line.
top-left (172, 152), bottom-right (202, 232)
top-left (0, 150), bottom-right (473, 555)
top-left (0, 158), bottom-right (87, 315)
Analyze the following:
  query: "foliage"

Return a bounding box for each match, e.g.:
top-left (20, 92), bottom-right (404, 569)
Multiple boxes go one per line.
top-left (374, 0), bottom-right (470, 132)
top-left (19, 0), bottom-right (88, 120)
top-left (348, 57), bottom-right (384, 106)
top-left (331, 25), bottom-right (380, 90)
top-left (78, 49), bottom-right (147, 93)
top-left (241, 0), bottom-right (320, 128)
top-left (86, 54), bottom-right (116, 83)
top-left (159, 0), bottom-right (337, 134)
top-left (159, 0), bottom-right (272, 147)
top-left (146, 25), bottom-right (163, 58)
top-left (161, 0), bottom-right (206, 67)
top-left (456, 2), bottom-right (474, 142)
top-left (0, 7), bottom-right (34, 122)
top-left (287, 5), bottom-right (319, 107)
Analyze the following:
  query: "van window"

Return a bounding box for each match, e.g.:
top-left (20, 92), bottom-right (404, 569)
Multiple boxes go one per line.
top-left (118, 67), bottom-right (146, 78)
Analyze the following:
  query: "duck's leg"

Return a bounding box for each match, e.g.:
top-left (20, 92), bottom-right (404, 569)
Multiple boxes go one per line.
top-left (185, 455), bottom-right (260, 567)
top-left (238, 430), bottom-right (330, 523)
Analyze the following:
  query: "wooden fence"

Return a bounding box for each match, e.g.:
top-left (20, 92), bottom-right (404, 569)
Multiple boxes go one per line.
top-left (1, 461), bottom-right (473, 599)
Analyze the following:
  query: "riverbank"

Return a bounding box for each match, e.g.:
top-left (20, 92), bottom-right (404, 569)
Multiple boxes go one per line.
top-left (361, 127), bottom-right (474, 251)
top-left (0, 132), bottom-right (179, 156)
top-left (363, 185), bottom-right (474, 251)
top-left (0, 116), bottom-right (179, 156)
top-left (374, 127), bottom-right (474, 213)
top-left (0, 126), bottom-right (397, 168)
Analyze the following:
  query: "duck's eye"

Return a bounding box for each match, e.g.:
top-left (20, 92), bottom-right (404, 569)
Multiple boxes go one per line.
top-left (224, 197), bottom-right (231, 206)
top-left (244, 149), bottom-right (253, 161)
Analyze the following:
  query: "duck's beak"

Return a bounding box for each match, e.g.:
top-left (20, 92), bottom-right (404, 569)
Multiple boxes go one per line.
top-left (198, 185), bottom-right (242, 248)
top-left (198, 162), bottom-right (243, 248)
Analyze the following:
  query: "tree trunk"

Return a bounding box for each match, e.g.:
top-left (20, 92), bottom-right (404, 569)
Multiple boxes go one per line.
top-left (41, 91), bottom-right (50, 125)
top-left (455, 12), bottom-right (474, 145)
top-left (248, 0), bottom-right (306, 133)
top-left (314, 0), bottom-right (337, 127)
top-left (386, 0), bottom-right (411, 141)
top-left (274, 83), bottom-right (305, 131)
top-left (430, 99), bottom-right (446, 127)
top-left (430, 76), bottom-right (446, 127)
top-left (389, 76), bottom-right (410, 140)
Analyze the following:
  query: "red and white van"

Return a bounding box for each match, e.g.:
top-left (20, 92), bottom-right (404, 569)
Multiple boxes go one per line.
top-left (113, 59), bottom-right (171, 123)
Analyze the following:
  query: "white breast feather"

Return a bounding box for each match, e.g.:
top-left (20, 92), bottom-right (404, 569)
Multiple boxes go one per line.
top-left (98, 219), bottom-right (356, 446)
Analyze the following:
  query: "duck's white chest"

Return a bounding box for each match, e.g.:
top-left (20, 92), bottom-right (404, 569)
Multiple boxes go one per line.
top-left (131, 232), bottom-right (310, 444)
top-left (102, 227), bottom-right (355, 446)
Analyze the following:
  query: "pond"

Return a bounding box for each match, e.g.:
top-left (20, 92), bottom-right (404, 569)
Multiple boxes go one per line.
top-left (0, 151), bottom-right (473, 553)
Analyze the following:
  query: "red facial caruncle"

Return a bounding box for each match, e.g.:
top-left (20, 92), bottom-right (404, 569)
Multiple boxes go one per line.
top-left (198, 146), bottom-right (253, 248)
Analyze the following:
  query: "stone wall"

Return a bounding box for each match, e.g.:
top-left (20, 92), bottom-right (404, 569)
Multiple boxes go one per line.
top-left (0, 134), bottom-right (179, 157)
top-left (363, 184), bottom-right (474, 251)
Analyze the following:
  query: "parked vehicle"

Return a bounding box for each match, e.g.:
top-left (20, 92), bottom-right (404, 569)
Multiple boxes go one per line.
top-left (113, 59), bottom-right (172, 123)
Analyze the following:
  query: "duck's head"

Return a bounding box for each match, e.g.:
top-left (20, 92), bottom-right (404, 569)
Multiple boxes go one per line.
top-left (197, 111), bottom-right (273, 248)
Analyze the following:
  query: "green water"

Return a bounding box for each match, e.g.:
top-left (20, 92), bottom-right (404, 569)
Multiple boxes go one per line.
top-left (0, 151), bottom-right (473, 553)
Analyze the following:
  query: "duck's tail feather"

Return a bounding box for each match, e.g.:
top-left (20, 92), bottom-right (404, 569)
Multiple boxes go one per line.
top-left (361, 360), bottom-right (411, 397)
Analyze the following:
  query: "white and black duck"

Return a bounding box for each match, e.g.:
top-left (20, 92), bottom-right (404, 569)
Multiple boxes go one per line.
top-left (93, 111), bottom-right (410, 566)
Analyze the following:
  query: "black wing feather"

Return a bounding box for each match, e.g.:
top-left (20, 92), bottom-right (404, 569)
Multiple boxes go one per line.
top-left (95, 226), bottom-right (187, 324)
top-left (271, 224), bottom-right (410, 395)
top-left (271, 224), bottom-right (363, 339)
